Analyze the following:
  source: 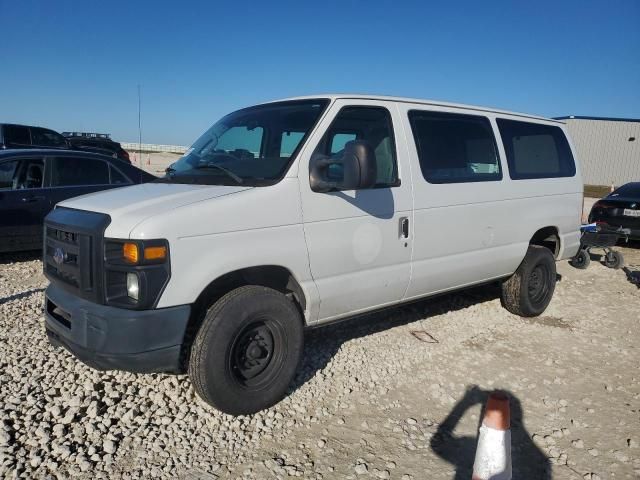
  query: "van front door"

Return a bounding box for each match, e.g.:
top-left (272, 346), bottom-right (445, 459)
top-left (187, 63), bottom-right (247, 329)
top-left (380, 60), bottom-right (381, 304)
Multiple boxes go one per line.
top-left (298, 100), bottom-right (413, 322)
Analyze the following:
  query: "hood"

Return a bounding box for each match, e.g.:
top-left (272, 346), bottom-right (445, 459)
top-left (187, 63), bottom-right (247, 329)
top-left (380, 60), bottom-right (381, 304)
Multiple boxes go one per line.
top-left (58, 183), bottom-right (252, 238)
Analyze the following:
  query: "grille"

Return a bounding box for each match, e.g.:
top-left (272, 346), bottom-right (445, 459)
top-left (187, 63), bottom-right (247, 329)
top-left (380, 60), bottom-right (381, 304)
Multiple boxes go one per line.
top-left (45, 226), bottom-right (91, 293)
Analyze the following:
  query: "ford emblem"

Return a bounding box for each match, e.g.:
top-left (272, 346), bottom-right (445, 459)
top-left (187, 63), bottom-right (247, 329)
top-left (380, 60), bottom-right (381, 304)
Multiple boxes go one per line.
top-left (53, 247), bottom-right (66, 265)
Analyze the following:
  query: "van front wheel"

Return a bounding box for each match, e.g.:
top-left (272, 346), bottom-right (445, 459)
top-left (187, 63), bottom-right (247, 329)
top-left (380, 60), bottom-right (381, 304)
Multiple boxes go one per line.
top-left (501, 245), bottom-right (556, 317)
top-left (188, 285), bottom-right (304, 415)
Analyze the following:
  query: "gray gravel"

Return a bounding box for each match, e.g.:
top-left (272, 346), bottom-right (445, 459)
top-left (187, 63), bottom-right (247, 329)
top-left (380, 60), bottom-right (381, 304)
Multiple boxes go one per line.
top-left (1, 246), bottom-right (639, 479)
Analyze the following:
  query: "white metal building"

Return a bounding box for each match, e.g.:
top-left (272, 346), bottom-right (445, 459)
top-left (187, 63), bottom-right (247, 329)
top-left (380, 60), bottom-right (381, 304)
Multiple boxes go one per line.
top-left (555, 116), bottom-right (640, 187)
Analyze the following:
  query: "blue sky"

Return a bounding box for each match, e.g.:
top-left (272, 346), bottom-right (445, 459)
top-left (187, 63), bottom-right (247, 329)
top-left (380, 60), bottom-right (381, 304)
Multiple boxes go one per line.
top-left (1, 0), bottom-right (638, 145)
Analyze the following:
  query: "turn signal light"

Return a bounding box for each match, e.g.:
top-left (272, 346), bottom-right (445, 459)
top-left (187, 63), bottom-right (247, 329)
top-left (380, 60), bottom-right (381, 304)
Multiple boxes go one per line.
top-left (144, 245), bottom-right (167, 261)
top-left (123, 243), bottom-right (139, 264)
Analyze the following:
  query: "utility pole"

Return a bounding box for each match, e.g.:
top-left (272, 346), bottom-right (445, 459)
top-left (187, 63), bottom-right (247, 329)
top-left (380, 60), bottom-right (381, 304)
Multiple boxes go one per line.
top-left (138, 84), bottom-right (142, 158)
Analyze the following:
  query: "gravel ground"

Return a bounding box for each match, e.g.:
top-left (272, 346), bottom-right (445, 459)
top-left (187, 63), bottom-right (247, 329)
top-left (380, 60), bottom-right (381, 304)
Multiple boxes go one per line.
top-left (0, 244), bottom-right (639, 479)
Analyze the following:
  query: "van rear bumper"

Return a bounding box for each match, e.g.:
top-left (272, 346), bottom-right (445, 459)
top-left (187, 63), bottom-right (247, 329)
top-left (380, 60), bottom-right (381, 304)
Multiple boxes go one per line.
top-left (558, 230), bottom-right (581, 260)
top-left (44, 284), bottom-right (191, 373)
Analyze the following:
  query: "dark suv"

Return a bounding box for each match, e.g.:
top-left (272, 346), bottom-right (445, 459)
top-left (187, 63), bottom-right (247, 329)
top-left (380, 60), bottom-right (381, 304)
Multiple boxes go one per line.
top-left (63, 132), bottom-right (131, 163)
top-left (0, 124), bottom-right (69, 150)
top-left (0, 149), bottom-right (155, 252)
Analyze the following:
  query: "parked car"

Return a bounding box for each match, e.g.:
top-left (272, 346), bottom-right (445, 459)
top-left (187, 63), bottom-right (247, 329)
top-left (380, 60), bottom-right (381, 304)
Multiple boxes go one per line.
top-left (43, 95), bottom-right (583, 415)
top-left (589, 182), bottom-right (640, 239)
top-left (0, 149), bottom-right (155, 252)
top-left (63, 132), bottom-right (131, 163)
top-left (0, 123), bottom-right (69, 150)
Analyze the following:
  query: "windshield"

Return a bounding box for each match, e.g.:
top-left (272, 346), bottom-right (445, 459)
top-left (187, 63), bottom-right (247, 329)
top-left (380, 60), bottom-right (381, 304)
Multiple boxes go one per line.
top-left (161, 99), bottom-right (329, 186)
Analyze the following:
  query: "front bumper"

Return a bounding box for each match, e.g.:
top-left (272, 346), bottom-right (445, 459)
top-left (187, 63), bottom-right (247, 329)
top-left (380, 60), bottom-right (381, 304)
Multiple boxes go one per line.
top-left (45, 284), bottom-right (191, 373)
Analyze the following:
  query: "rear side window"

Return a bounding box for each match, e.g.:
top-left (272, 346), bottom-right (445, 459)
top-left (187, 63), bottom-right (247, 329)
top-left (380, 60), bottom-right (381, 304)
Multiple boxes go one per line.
top-left (497, 119), bottom-right (576, 179)
top-left (409, 111), bottom-right (501, 184)
top-left (51, 157), bottom-right (110, 186)
top-left (3, 125), bottom-right (31, 146)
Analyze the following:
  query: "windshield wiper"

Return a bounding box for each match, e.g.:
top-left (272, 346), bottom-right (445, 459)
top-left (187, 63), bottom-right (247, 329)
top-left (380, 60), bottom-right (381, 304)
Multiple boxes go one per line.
top-left (193, 163), bottom-right (243, 184)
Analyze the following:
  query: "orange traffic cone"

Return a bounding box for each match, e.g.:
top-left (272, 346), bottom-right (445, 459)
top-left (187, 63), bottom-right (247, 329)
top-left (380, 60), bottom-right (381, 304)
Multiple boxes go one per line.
top-left (472, 392), bottom-right (512, 480)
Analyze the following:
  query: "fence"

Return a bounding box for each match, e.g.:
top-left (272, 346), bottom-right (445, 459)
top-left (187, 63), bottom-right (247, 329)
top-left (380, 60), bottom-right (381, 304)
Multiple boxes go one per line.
top-left (121, 143), bottom-right (188, 154)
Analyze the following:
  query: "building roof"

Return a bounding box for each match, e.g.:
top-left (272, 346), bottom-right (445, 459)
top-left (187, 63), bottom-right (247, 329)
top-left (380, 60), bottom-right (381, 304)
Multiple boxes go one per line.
top-left (265, 94), bottom-right (564, 123)
top-left (553, 115), bottom-right (640, 123)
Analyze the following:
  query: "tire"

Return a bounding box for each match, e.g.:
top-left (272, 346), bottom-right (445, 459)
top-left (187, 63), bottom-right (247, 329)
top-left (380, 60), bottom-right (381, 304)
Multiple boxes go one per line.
top-left (501, 245), bottom-right (557, 317)
top-left (570, 249), bottom-right (591, 269)
top-left (188, 285), bottom-right (304, 415)
top-left (604, 251), bottom-right (624, 270)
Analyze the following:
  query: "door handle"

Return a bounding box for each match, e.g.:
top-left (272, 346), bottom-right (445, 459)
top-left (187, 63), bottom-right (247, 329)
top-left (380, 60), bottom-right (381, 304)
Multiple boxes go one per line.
top-left (21, 196), bottom-right (45, 203)
top-left (399, 217), bottom-right (409, 239)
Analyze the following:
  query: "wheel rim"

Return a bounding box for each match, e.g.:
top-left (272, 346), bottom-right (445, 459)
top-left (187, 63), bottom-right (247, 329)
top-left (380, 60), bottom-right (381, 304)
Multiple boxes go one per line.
top-left (528, 264), bottom-right (551, 305)
top-left (228, 319), bottom-right (285, 389)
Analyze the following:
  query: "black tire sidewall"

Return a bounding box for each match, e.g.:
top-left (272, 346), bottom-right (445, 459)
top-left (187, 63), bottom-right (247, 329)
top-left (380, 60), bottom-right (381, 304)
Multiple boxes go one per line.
top-left (190, 286), bottom-right (304, 415)
top-left (518, 247), bottom-right (557, 316)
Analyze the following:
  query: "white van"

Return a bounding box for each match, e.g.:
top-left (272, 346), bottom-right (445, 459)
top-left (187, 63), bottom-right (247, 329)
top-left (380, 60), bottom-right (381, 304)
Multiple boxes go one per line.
top-left (43, 95), bottom-right (583, 414)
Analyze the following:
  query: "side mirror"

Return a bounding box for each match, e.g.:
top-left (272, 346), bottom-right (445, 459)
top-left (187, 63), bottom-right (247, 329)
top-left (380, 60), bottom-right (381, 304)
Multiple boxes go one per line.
top-left (309, 140), bottom-right (377, 193)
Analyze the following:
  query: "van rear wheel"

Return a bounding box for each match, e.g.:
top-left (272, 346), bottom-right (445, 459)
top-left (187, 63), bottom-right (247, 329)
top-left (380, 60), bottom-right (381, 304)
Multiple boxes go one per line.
top-left (501, 245), bottom-right (556, 317)
top-left (188, 285), bottom-right (304, 415)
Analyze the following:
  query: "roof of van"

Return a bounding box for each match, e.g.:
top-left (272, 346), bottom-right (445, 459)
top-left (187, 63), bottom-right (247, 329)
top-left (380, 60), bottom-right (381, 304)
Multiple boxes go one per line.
top-left (265, 94), bottom-right (565, 124)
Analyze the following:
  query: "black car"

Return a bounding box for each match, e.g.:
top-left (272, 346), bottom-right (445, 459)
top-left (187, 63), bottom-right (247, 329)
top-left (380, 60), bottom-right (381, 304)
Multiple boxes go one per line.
top-left (589, 182), bottom-right (640, 239)
top-left (0, 149), bottom-right (155, 252)
top-left (63, 132), bottom-right (131, 163)
top-left (0, 123), bottom-right (69, 150)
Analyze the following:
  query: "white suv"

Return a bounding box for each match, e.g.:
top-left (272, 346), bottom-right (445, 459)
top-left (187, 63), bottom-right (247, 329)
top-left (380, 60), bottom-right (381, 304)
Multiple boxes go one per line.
top-left (43, 95), bottom-right (583, 414)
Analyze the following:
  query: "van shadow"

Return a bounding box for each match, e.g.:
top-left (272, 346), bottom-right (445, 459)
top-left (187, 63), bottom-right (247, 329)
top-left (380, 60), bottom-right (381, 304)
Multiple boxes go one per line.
top-left (430, 386), bottom-right (550, 479)
top-left (289, 283), bottom-right (501, 394)
top-left (0, 250), bottom-right (41, 266)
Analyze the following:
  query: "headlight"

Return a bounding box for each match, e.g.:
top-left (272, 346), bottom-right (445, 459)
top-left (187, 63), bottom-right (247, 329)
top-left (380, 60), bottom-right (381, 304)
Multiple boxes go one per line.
top-left (104, 239), bottom-right (170, 309)
top-left (126, 273), bottom-right (140, 300)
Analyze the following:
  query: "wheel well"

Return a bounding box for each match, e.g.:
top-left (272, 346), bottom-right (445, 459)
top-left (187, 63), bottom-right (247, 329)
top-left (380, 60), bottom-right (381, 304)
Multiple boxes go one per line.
top-left (179, 266), bottom-right (307, 371)
top-left (530, 226), bottom-right (560, 258)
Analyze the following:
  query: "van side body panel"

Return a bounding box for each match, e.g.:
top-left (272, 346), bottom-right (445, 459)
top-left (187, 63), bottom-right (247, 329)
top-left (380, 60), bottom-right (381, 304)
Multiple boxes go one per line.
top-left (130, 179), bottom-right (320, 322)
top-left (398, 103), bottom-right (582, 300)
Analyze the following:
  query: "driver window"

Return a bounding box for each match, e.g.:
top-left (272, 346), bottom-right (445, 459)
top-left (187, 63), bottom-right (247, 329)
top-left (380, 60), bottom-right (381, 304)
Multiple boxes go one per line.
top-left (330, 133), bottom-right (357, 154)
top-left (313, 106), bottom-right (399, 187)
top-left (216, 126), bottom-right (263, 159)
